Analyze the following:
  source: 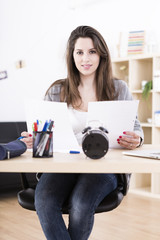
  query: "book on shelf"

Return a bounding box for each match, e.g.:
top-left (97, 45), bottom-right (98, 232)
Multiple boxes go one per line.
top-left (128, 30), bottom-right (145, 55)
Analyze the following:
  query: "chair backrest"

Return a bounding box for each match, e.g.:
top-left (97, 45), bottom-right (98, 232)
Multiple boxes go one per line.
top-left (0, 122), bottom-right (27, 144)
top-left (17, 173), bottom-right (131, 213)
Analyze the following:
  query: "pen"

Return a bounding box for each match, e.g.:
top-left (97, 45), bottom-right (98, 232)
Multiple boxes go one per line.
top-left (34, 122), bottom-right (38, 132)
top-left (47, 120), bottom-right (54, 131)
top-left (18, 134), bottom-right (32, 140)
top-left (42, 120), bottom-right (48, 132)
top-left (18, 136), bottom-right (26, 140)
top-left (69, 150), bottom-right (80, 154)
top-left (35, 133), bottom-right (49, 156)
top-left (38, 134), bottom-right (50, 156)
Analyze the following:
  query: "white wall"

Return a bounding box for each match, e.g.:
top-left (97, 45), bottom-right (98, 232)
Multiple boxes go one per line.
top-left (0, 0), bottom-right (160, 121)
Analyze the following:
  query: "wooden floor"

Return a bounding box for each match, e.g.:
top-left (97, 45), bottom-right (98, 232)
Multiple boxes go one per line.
top-left (0, 190), bottom-right (160, 240)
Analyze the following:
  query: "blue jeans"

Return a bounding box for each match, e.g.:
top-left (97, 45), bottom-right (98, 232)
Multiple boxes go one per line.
top-left (35, 173), bottom-right (118, 240)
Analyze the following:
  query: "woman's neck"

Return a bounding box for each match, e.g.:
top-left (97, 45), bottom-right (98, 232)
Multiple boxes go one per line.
top-left (79, 74), bottom-right (96, 88)
top-left (76, 76), bottom-right (97, 112)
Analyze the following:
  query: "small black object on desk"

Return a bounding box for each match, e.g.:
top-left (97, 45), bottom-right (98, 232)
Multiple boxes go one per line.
top-left (82, 125), bottom-right (109, 159)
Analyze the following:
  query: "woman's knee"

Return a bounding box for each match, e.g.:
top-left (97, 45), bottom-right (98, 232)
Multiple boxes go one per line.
top-left (69, 197), bottom-right (94, 224)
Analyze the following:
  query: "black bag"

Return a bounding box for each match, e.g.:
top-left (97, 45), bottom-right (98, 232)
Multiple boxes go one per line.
top-left (0, 139), bottom-right (27, 160)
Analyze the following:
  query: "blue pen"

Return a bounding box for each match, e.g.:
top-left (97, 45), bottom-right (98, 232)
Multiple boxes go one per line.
top-left (69, 150), bottom-right (80, 154)
top-left (18, 136), bottom-right (26, 140)
top-left (42, 121), bottom-right (48, 132)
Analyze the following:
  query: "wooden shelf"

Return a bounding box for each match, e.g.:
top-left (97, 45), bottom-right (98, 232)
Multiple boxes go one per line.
top-left (112, 54), bottom-right (160, 199)
top-left (141, 122), bottom-right (152, 127)
top-left (131, 89), bottom-right (154, 94)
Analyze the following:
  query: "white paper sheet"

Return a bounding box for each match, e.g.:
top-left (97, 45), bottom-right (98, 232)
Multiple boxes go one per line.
top-left (87, 100), bottom-right (139, 148)
top-left (24, 99), bottom-right (81, 153)
top-left (25, 99), bottom-right (139, 152)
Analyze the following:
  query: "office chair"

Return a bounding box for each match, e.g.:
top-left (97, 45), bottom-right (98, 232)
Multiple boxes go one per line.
top-left (17, 173), bottom-right (131, 213)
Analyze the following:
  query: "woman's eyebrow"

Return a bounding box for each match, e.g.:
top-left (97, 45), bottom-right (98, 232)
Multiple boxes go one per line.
top-left (89, 48), bottom-right (96, 50)
top-left (75, 48), bottom-right (96, 51)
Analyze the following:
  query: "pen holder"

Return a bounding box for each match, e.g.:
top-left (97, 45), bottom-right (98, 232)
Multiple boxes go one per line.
top-left (33, 131), bottom-right (53, 158)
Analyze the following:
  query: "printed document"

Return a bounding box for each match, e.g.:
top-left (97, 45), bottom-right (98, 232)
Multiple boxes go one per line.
top-left (25, 99), bottom-right (139, 152)
top-left (24, 99), bottom-right (81, 153)
top-left (87, 100), bottom-right (139, 148)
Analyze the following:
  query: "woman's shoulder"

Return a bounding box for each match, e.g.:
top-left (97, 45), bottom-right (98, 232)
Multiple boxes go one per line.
top-left (113, 78), bottom-right (128, 89)
top-left (48, 79), bottom-right (66, 92)
top-left (113, 78), bottom-right (132, 100)
top-left (44, 79), bottom-right (66, 102)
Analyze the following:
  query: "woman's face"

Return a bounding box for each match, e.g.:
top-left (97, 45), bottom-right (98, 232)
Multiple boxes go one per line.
top-left (73, 37), bottom-right (100, 79)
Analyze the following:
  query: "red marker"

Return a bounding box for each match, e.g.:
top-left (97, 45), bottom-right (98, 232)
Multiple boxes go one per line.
top-left (34, 122), bottom-right (38, 132)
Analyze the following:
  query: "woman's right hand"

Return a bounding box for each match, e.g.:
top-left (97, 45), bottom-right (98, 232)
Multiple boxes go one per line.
top-left (20, 131), bottom-right (33, 149)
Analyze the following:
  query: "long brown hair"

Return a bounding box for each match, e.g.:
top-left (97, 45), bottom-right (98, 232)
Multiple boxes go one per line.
top-left (45, 26), bottom-right (116, 106)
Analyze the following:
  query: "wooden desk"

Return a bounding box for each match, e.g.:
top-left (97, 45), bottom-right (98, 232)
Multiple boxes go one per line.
top-left (0, 144), bottom-right (160, 173)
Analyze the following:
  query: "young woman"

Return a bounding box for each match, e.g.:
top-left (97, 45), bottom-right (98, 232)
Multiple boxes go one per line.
top-left (21, 26), bottom-right (144, 240)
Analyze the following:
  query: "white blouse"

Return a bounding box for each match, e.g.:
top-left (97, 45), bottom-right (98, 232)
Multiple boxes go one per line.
top-left (68, 106), bottom-right (87, 145)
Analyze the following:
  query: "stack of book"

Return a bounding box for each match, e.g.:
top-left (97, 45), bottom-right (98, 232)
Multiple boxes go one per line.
top-left (128, 30), bottom-right (145, 55)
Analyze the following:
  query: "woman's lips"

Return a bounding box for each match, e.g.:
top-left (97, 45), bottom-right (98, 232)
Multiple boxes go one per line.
top-left (82, 64), bottom-right (92, 69)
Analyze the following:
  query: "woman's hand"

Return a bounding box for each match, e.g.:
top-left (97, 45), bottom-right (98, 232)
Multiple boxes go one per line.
top-left (20, 131), bottom-right (33, 149)
top-left (117, 131), bottom-right (141, 150)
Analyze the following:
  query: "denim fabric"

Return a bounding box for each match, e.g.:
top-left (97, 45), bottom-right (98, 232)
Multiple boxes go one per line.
top-left (35, 173), bottom-right (118, 240)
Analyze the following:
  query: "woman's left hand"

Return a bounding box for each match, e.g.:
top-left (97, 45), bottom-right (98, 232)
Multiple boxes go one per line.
top-left (117, 131), bottom-right (141, 150)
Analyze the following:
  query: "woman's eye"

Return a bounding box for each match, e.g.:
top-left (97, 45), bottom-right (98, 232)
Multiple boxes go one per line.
top-left (77, 51), bottom-right (83, 55)
top-left (90, 50), bottom-right (96, 54)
